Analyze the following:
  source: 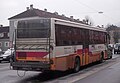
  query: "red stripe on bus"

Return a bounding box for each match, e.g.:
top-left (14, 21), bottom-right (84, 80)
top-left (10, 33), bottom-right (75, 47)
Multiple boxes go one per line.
top-left (77, 49), bottom-right (83, 54)
top-left (27, 52), bottom-right (49, 57)
top-left (16, 52), bottom-right (49, 57)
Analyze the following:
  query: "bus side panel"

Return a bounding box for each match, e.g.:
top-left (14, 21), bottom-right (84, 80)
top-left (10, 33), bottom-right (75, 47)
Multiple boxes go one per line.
top-left (85, 49), bottom-right (89, 65)
top-left (80, 48), bottom-right (89, 66)
top-left (67, 54), bottom-right (75, 69)
top-left (55, 54), bottom-right (81, 71)
top-left (89, 56), bottom-right (93, 63)
top-left (55, 56), bottom-right (70, 71)
top-left (76, 49), bottom-right (83, 66)
top-left (54, 46), bottom-right (83, 71)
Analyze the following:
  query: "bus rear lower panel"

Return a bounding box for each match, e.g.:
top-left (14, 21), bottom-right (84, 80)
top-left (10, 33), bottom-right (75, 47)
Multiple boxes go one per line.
top-left (12, 61), bottom-right (50, 71)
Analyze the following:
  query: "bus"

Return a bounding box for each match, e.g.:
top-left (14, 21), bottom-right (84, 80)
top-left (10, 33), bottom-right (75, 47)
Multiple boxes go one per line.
top-left (11, 18), bottom-right (110, 72)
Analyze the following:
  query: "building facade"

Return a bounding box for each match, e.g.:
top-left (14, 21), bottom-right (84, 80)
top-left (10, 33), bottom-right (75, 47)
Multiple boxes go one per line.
top-left (106, 25), bottom-right (120, 44)
top-left (0, 26), bottom-right (9, 52)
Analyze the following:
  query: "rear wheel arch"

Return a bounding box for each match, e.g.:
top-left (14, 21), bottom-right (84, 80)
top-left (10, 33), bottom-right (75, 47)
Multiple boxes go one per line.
top-left (73, 56), bottom-right (81, 72)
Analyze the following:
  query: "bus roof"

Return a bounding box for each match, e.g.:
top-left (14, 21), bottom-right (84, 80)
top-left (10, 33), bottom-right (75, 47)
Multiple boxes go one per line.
top-left (52, 18), bottom-right (106, 32)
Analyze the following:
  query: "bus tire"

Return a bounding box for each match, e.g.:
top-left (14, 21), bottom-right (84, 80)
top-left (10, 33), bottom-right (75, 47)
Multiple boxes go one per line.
top-left (74, 57), bottom-right (80, 73)
top-left (114, 51), bottom-right (116, 54)
top-left (110, 55), bottom-right (112, 59)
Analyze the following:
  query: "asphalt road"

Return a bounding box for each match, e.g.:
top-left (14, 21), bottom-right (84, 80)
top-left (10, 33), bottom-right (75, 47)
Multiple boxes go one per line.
top-left (74, 56), bottom-right (120, 83)
top-left (0, 54), bottom-right (119, 83)
top-left (0, 62), bottom-right (41, 83)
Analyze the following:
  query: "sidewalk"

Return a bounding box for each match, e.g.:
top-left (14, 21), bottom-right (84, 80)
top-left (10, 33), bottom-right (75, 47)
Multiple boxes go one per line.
top-left (112, 54), bottom-right (120, 59)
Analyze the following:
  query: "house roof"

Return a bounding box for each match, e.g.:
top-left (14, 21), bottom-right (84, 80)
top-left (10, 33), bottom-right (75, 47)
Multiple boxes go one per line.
top-left (8, 8), bottom-right (84, 24)
top-left (8, 9), bottom-right (39, 20)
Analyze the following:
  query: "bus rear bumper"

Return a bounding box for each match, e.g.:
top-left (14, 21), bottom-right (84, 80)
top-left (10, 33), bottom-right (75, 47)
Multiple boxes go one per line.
top-left (11, 61), bottom-right (50, 71)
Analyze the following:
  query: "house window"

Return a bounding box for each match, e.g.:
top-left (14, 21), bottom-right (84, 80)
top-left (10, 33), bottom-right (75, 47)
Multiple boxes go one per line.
top-left (8, 33), bottom-right (10, 37)
top-left (4, 42), bottom-right (9, 47)
top-left (0, 42), bottom-right (2, 47)
top-left (0, 33), bottom-right (4, 38)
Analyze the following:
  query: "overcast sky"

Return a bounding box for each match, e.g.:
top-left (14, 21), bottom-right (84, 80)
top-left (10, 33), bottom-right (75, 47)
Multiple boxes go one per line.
top-left (0, 0), bottom-right (120, 27)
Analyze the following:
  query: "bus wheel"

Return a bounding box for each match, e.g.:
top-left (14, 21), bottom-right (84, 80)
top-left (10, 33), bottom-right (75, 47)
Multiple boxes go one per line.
top-left (110, 55), bottom-right (112, 59)
top-left (114, 51), bottom-right (116, 54)
top-left (74, 57), bottom-right (80, 73)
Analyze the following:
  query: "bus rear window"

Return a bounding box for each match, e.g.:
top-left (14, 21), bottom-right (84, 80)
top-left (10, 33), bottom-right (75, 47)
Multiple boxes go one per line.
top-left (17, 19), bottom-right (50, 38)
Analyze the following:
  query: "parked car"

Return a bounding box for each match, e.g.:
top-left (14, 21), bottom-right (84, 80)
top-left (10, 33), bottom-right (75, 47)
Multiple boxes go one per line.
top-left (0, 48), bottom-right (3, 54)
top-left (0, 48), bottom-right (14, 63)
top-left (108, 44), bottom-right (114, 48)
top-left (114, 43), bottom-right (120, 54)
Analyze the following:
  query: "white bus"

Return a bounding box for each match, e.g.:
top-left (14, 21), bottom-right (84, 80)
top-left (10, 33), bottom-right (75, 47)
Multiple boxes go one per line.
top-left (11, 18), bottom-right (110, 72)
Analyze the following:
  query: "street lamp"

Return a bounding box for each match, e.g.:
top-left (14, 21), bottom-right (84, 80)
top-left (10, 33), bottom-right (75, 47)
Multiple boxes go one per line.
top-left (98, 11), bottom-right (103, 14)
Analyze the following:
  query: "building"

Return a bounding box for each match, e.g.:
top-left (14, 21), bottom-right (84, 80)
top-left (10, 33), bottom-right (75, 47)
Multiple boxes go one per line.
top-left (8, 5), bottom-right (85, 43)
top-left (106, 25), bottom-right (120, 44)
top-left (0, 25), bottom-right (9, 52)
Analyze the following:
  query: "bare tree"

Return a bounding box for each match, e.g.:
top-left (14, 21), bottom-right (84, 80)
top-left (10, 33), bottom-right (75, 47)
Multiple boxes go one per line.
top-left (83, 16), bottom-right (94, 26)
